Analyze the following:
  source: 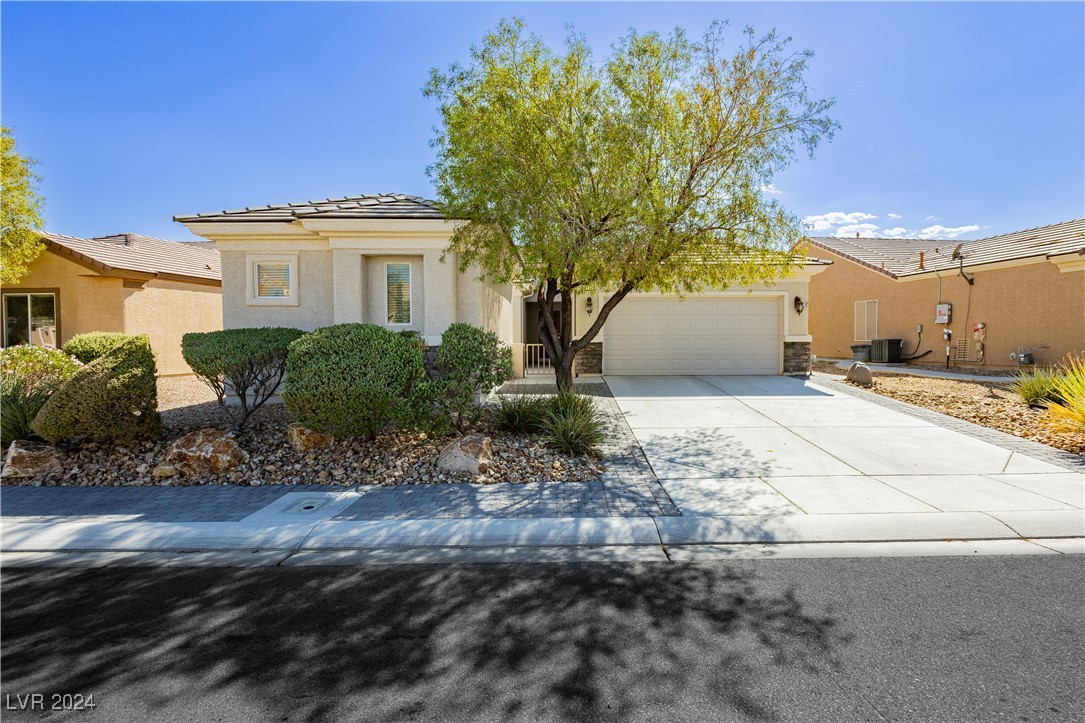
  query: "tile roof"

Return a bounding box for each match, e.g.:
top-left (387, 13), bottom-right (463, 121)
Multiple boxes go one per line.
top-left (806, 218), bottom-right (1085, 278)
top-left (40, 232), bottom-right (221, 284)
top-left (174, 193), bottom-right (446, 222)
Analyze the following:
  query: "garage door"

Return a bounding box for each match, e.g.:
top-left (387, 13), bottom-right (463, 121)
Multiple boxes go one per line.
top-left (603, 296), bottom-right (781, 375)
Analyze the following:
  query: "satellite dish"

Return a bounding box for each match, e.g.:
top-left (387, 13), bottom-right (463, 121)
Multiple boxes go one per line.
top-left (951, 243), bottom-right (964, 260)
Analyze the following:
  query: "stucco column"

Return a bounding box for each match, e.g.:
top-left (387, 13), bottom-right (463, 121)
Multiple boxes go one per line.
top-left (423, 251), bottom-right (455, 344)
top-left (332, 250), bottom-right (365, 324)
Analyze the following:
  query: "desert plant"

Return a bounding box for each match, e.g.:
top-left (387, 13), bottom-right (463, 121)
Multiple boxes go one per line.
top-left (542, 390), bottom-right (605, 455)
top-left (32, 335), bottom-right (160, 443)
top-left (61, 331), bottom-right (132, 364)
top-left (1044, 354), bottom-right (1085, 434)
top-left (182, 327), bottom-right (304, 434)
top-left (1010, 367), bottom-right (1063, 406)
top-left (282, 324), bottom-right (428, 439)
top-left (433, 323), bottom-right (513, 431)
top-left (492, 394), bottom-right (550, 433)
top-left (0, 345), bottom-right (81, 445)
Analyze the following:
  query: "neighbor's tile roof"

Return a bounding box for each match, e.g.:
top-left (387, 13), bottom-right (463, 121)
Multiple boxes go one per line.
top-left (174, 193), bottom-right (446, 222)
top-left (40, 232), bottom-right (221, 283)
top-left (806, 218), bottom-right (1085, 278)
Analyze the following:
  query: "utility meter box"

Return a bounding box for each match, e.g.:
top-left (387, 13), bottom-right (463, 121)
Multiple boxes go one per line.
top-left (935, 303), bottom-right (952, 324)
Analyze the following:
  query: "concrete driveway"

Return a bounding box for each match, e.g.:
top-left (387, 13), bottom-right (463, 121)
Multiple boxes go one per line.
top-left (605, 375), bottom-right (1083, 542)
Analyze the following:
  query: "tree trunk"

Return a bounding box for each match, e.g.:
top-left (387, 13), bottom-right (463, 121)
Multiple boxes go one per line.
top-left (553, 353), bottom-right (575, 392)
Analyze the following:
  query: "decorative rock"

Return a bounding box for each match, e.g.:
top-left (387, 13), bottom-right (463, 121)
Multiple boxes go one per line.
top-left (437, 435), bottom-right (493, 475)
top-left (163, 428), bottom-right (248, 477)
top-left (2, 440), bottom-right (62, 479)
top-left (152, 464), bottom-right (181, 478)
top-left (845, 362), bottom-right (874, 387)
top-left (286, 423), bottom-right (334, 452)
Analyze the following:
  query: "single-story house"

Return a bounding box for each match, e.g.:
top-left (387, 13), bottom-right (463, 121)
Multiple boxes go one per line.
top-left (175, 193), bottom-right (831, 377)
top-left (0, 232), bottom-right (223, 375)
top-left (806, 219), bottom-right (1085, 368)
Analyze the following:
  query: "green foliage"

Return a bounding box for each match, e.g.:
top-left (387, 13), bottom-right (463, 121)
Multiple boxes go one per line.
top-left (32, 336), bottom-right (160, 443)
top-left (434, 323), bottom-right (513, 431)
top-left (282, 324), bottom-right (428, 439)
top-left (1045, 354), bottom-right (1085, 434)
top-left (542, 390), bottom-right (605, 455)
top-left (1, 126), bottom-right (46, 285)
top-left (1011, 368), bottom-right (1063, 405)
top-left (492, 394), bottom-right (550, 433)
top-left (182, 327), bottom-right (305, 433)
top-left (62, 332), bottom-right (134, 364)
top-left (0, 345), bottom-right (81, 445)
top-left (425, 19), bottom-right (836, 388)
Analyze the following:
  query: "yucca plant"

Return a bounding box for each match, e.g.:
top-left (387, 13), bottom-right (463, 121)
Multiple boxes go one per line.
top-left (543, 390), bottom-right (605, 456)
top-left (492, 394), bottom-right (550, 433)
top-left (1044, 354), bottom-right (1085, 434)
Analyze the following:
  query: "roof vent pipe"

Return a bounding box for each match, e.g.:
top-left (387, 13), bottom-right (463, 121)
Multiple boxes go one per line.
top-left (919, 251), bottom-right (925, 270)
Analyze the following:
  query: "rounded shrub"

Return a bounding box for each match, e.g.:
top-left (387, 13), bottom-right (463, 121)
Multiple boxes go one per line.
top-left (32, 335), bottom-right (160, 443)
top-left (61, 332), bottom-right (134, 364)
top-left (282, 324), bottom-right (428, 439)
top-left (434, 323), bottom-right (513, 430)
top-left (182, 327), bottom-right (305, 433)
top-left (0, 345), bottom-right (82, 445)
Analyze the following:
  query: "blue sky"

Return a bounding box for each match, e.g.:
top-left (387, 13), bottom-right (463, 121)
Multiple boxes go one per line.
top-left (2, 2), bottom-right (1082, 243)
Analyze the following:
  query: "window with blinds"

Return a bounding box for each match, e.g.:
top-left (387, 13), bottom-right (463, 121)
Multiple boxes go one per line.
top-left (854, 300), bottom-right (878, 342)
top-left (386, 263), bottom-right (411, 324)
top-left (256, 262), bottom-right (292, 298)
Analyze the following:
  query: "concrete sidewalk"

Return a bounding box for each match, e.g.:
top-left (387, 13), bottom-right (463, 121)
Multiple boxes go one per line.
top-left (2, 374), bottom-right (1082, 566)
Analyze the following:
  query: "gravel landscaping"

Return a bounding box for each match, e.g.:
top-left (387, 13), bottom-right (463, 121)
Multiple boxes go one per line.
top-left (2, 377), bottom-right (605, 488)
top-left (813, 360), bottom-right (1085, 455)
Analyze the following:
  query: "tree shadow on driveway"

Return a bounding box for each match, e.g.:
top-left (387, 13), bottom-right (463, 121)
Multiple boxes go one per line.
top-left (1, 563), bottom-right (850, 722)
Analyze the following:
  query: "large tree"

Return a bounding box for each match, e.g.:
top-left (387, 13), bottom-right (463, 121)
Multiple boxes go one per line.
top-left (425, 20), bottom-right (837, 390)
top-left (1, 126), bottom-right (46, 285)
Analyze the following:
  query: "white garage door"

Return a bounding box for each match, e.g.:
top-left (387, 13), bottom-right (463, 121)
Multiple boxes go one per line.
top-left (603, 296), bottom-right (781, 375)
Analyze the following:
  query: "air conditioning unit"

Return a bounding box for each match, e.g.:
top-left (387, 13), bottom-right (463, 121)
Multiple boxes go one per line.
top-left (871, 338), bottom-right (903, 363)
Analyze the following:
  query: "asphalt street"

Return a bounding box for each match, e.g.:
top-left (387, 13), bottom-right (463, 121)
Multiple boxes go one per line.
top-left (1, 555), bottom-right (1082, 722)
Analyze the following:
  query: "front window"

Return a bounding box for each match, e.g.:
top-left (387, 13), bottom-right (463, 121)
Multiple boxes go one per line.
top-left (246, 255), bottom-right (298, 306)
top-left (386, 263), bottom-right (411, 324)
top-left (3, 292), bottom-right (57, 347)
top-left (256, 262), bottom-right (292, 298)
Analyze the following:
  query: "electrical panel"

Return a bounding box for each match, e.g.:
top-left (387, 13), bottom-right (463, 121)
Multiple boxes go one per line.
top-left (935, 303), bottom-right (951, 324)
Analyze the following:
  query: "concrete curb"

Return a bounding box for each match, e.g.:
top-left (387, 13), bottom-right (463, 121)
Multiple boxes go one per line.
top-left (0, 521), bottom-right (316, 552)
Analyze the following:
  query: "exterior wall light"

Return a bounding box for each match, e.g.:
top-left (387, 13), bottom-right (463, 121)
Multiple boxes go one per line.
top-left (794, 296), bottom-right (808, 314)
top-left (585, 296), bottom-right (594, 315)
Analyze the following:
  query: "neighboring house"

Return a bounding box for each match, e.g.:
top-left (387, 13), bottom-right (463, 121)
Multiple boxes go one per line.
top-left (175, 193), bottom-right (831, 377)
top-left (0, 232), bottom-right (223, 375)
top-left (806, 219), bottom-right (1085, 368)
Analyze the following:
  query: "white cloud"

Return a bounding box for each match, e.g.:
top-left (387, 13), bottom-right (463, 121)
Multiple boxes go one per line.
top-left (888, 213), bottom-right (902, 220)
top-left (925, 215), bottom-right (938, 221)
top-left (918, 224), bottom-right (981, 239)
top-left (759, 183), bottom-right (782, 196)
top-left (880, 227), bottom-right (911, 238)
top-left (802, 211), bottom-right (877, 232)
top-left (836, 223), bottom-right (881, 238)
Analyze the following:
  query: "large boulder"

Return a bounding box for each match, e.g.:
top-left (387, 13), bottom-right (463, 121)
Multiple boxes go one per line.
top-left (845, 362), bottom-right (874, 387)
top-left (163, 429), bottom-right (247, 477)
top-left (2, 440), bottom-right (62, 479)
top-left (286, 423), bottom-right (334, 452)
top-left (437, 435), bottom-right (493, 475)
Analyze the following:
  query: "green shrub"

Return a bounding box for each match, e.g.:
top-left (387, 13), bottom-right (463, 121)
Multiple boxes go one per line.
top-left (62, 332), bottom-right (133, 364)
top-left (0, 345), bottom-right (82, 445)
top-left (542, 391), bottom-right (605, 456)
top-left (32, 335), bottom-right (160, 443)
top-left (492, 394), bottom-right (550, 433)
top-left (1011, 368), bottom-right (1063, 405)
top-left (1046, 354), bottom-right (1085, 434)
top-left (282, 324), bottom-right (428, 439)
top-left (182, 327), bottom-right (304, 433)
top-left (434, 323), bottom-right (513, 431)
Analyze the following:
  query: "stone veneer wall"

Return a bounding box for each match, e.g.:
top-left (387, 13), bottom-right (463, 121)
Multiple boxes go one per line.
top-left (783, 341), bottom-right (811, 375)
top-left (574, 342), bottom-right (603, 375)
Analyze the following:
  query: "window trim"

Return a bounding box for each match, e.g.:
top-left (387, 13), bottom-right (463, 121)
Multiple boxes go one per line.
top-left (246, 254), bottom-right (298, 306)
top-left (385, 262), bottom-right (412, 325)
top-left (2, 288), bottom-right (61, 348)
top-left (854, 299), bottom-right (878, 342)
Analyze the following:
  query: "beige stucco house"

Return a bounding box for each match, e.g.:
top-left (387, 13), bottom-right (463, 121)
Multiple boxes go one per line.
top-left (0, 232), bottom-right (222, 375)
top-left (175, 193), bottom-right (830, 377)
top-left (807, 219), bottom-right (1085, 368)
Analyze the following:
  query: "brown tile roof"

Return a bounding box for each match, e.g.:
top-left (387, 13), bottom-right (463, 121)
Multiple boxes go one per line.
top-left (40, 232), bottom-right (221, 285)
top-left (806, 218), bottom-right (1085, 278)
top-left (174, 193), bottom-right (446, 223)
